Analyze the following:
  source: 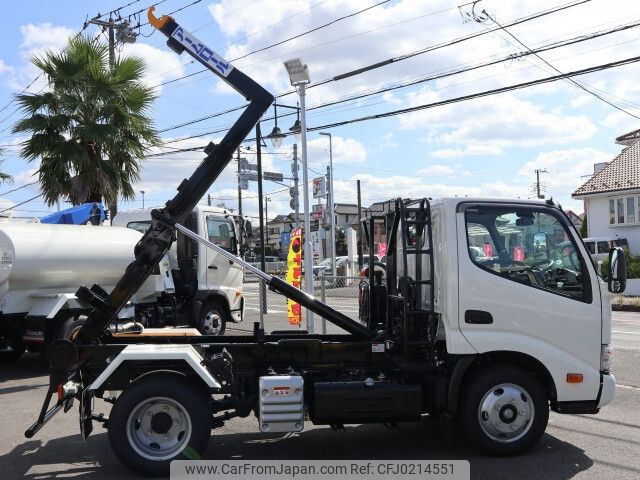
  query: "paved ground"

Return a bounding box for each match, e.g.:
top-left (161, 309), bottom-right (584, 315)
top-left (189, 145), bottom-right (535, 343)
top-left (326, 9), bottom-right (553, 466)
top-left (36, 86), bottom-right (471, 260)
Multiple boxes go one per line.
top-left (0, 311), bottom-right (639, 480)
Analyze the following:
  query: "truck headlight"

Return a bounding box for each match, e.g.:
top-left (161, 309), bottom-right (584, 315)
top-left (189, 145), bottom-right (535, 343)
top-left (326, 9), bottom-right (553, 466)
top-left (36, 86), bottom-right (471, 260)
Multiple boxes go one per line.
top-left (601, 344), bottom-right (613, 372)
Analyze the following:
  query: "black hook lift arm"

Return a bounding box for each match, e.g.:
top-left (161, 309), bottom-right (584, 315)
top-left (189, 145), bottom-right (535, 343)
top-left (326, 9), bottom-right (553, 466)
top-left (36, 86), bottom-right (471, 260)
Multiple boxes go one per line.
top-left (76, 7), bottom-right (274, 344)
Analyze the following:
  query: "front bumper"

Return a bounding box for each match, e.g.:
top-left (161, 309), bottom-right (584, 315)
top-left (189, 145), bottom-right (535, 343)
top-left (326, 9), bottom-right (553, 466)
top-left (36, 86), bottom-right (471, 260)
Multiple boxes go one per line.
top-left (598, 372), bottom-right (616, 408)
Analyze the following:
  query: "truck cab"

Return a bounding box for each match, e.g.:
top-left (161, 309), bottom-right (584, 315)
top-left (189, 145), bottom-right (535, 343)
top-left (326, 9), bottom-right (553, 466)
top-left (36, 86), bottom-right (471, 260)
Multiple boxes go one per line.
top-left (427, 198), bottom-right (616, 412)
top-left (113, 205), bottom-right (244, 335)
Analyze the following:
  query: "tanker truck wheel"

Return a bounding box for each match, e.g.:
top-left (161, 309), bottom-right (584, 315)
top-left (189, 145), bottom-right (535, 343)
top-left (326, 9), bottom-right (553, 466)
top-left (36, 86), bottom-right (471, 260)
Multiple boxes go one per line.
top-left (197, 300), bottom-right (227, 336)
top-left (0, 335), bottom-right (25, 362)
top-left (108, 373), bottom-right (211, 477)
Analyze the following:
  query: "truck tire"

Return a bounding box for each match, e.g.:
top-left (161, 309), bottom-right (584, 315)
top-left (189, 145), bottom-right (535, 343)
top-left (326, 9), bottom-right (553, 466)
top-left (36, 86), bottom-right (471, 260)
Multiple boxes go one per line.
top-left (0, 335), bottom-right (25, 363)
top-left (108, 373), bottom-right (211, 477)
top-left (58, 315), bottom-right (86, 342)
top-left (197, 299), bottom-right (227, 336)
top-left (460, 365), bottom-right (548, 456)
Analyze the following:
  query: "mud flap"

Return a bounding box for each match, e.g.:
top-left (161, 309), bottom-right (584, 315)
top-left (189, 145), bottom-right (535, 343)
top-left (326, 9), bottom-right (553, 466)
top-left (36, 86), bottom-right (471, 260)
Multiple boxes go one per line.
top-left (80, 389), bottom-right (94, 440)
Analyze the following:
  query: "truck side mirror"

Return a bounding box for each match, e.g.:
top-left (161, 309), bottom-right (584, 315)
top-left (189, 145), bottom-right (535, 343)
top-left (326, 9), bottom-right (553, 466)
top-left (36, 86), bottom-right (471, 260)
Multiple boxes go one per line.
top-left (608, 247), bottom-right (627, 294)
top-left (244, 220), bottom-right (253, 238)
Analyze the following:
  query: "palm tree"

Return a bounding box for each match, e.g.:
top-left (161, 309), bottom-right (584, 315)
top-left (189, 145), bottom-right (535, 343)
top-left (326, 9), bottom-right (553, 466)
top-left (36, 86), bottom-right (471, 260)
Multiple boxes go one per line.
top-left (0, 149), bottom-right (11, 184)
top-left (12, 36), bottom-right (160, 214)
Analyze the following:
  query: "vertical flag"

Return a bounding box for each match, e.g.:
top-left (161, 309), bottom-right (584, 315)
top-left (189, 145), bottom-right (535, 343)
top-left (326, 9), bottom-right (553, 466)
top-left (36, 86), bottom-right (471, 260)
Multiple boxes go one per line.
top-left (286, 227), bottom-right (303, 325)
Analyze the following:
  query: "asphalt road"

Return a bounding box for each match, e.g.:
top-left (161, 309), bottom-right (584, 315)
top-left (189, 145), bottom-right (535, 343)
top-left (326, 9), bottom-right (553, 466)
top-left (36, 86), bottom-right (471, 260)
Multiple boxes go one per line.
top-left (0, 311), bottom-right (639, 480)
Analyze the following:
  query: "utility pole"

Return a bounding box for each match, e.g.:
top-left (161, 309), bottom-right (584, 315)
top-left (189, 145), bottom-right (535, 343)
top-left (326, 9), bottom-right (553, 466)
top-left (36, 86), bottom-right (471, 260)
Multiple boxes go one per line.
top-left (237, 148), bottom-right (243, 245)
top-left (292, 143), bottom-right (300, 227)
top-left (207, 194), bottom-right (212, 206)
top-left (87, 16), bottom-right (136, 222)
top-left (357, 180), bottom-right (363, 270)
top-left (535, 169), bottom-right (548, 199)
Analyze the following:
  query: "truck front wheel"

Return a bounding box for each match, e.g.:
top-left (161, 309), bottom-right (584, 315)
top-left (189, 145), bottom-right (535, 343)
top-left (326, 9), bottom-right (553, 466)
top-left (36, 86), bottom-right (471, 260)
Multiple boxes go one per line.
top-left (108, 373), bottom-right (211, 477)
top-left (460, 365), bottom-right (548, 456)
top-left (197, 299), bottom-right (227, 336)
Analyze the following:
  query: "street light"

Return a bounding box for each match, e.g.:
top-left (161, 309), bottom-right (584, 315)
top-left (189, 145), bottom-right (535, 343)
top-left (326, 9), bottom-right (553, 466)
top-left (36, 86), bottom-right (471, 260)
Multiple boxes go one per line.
top-left (319, 132), bottom-right (336, 279)
top-left (265, 103), bottom-right (286, 148)
top-left (284, 57), bottom-right (315, 333)
top-left (289, 102), bottom-right (302, 142)
top-left (140, 190), bottom-right (145, 209)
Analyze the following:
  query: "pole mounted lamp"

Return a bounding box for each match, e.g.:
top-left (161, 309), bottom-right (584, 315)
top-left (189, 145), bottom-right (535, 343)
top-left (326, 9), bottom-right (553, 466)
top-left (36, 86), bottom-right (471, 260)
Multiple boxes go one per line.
top-left (283, 57), bottom-right (315, 333)
top-left (265, 103), bottom-right (286, 148)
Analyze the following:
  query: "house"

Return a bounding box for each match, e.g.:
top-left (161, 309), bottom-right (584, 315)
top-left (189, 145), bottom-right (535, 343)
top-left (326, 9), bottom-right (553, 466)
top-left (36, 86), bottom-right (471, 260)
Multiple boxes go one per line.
top-left (572, 131), bottom-right (640, 253)
top-left (266, 214), bottom-right (294, 251)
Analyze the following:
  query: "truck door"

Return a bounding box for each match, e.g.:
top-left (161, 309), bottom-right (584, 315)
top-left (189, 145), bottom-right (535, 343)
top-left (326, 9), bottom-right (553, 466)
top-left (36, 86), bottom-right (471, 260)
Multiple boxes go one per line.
top-left (204, 215), bottom-right (243, 300)
top-left (457, 203), bottom-right (602, 402)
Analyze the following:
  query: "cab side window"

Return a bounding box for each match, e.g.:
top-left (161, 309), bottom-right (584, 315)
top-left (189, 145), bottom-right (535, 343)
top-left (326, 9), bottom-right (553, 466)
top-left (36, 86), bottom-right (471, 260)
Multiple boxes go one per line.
top-left (206, 217), bottom-right (237, 253)
top-left (465, 206), bottom-right (588, 302)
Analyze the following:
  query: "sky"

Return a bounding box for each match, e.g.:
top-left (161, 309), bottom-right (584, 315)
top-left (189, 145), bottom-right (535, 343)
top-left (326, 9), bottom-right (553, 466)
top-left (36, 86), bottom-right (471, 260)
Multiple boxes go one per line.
top-left (2, 0), bottom-right (640, 222)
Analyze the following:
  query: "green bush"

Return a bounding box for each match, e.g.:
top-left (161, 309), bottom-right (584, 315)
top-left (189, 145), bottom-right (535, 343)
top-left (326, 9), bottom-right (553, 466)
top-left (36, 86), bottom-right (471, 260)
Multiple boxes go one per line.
top-left (600, 249), bottom-right (640, 279)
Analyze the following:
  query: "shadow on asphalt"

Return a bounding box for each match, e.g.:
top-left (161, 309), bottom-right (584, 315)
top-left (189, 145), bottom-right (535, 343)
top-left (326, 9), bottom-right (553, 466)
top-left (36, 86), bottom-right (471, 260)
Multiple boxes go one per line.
top-left (0, 416), bottom-right (594, 480)
top-left (0, 353), bottom-right (47, 382)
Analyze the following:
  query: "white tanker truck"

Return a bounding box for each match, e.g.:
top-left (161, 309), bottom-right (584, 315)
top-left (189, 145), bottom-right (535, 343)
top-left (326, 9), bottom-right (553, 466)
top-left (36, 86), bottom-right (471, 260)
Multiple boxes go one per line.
top-left (0, 205), bottom-right (247, 362)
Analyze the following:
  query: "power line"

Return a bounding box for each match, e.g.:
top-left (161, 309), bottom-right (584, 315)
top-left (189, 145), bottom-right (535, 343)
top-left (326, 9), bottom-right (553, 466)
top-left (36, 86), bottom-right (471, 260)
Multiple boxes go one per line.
top-left (152, 0), bottom-right (460, 90)
top-left (0, 194), bottom-right (43, 213)
top-left (311, 53), bottom-right (640, 131)
top-left (483, 9), bottom-right (640, 119)
top-left (153, 16), bottom-right (640, 144)
top-left (232, 0), bottom-right (390, 62)
top-left (148, 51), bottom-right (640, 158)
top-left (0, 180), bottom-right (39, 196)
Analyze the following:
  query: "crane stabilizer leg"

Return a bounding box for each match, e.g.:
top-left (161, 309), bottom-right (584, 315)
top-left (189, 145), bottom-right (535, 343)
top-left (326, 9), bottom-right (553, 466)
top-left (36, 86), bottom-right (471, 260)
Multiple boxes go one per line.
top-left (73, 9), bottom-right (273, 345)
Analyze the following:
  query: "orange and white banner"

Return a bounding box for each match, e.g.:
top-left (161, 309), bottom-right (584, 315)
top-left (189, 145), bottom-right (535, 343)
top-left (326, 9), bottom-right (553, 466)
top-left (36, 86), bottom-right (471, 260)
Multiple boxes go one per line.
top-left (286, 227), bottom-right (303, 326)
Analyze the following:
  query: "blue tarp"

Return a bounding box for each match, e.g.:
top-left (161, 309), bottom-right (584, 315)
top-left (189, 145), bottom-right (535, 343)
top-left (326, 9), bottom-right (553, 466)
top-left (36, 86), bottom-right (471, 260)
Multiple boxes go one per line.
top-left (40, 202), bottom-right (106, 225)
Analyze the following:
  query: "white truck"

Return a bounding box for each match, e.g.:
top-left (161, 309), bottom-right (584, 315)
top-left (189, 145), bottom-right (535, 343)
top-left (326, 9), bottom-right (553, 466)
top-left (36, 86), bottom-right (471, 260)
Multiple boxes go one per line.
top-left (112, 205), bottom-right (246, 336)
top-left (26, 10), bottom-right (627, 477)
top-left (0, 205), bottom-right (246, 361)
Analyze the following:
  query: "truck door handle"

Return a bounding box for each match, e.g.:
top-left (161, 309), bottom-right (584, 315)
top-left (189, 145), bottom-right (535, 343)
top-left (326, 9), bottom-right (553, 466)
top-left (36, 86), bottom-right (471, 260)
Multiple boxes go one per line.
top-left (208, 265), bottom-right (218, 270)
top-left (465, 310), bottom-right (493, 324)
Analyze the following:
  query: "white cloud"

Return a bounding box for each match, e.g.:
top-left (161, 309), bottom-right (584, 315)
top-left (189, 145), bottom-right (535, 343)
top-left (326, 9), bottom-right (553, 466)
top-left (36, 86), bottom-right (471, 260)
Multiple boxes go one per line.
top-left (0, 59), bottom-right (14, 76)
top-left (400, 90), bottom-right (596, 149)
top-left (20, 23), bottom-right (74, 50)
top-left (431, 145), bottom-right (502, 158)
top-left (307, 135), bottom-right (366, 165)
top-left (417, 164), bottom-right (455, 176)
top-left (121, 42), bottom-right (187, 93)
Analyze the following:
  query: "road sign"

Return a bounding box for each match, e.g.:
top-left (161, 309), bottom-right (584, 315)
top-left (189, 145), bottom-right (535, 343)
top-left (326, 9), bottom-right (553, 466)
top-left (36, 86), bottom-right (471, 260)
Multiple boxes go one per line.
top-left (240, 171), bottom-right (258, 181)
top-left (239, 159), bottom-right (258, 171)
top-left (312, 177), bottom-right (326, 198)
top-left (240, 178), bottom-right (249, 190)
top-left (263, 171), bottom-right (284, 182)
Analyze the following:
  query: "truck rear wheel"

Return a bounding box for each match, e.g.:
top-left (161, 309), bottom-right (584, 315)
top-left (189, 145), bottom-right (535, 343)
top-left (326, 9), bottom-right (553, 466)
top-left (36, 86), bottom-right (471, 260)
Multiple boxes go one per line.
top-left (198, 299), bottom-right (227, 336)
top-left (108, 373), bottom-right (211, 477)
top-left (460, 365), bottom-right (548, 456)
top-left (0, 335), bottom-right (25, 362)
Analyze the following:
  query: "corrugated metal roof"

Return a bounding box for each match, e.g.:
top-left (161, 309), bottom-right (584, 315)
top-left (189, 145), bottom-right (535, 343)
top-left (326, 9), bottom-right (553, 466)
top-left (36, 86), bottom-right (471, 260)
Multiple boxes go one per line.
top-left (572, 141), bottom-right (640, 197)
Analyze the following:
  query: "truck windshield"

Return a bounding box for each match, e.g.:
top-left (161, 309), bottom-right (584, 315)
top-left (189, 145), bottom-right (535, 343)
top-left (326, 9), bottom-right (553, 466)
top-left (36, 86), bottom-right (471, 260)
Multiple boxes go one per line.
top-left (206, 216), bottom-right (237, 253)
top-left (465, 206), bottom-right (588, 302)
top-left (126, 221), bottom-right (151, 234)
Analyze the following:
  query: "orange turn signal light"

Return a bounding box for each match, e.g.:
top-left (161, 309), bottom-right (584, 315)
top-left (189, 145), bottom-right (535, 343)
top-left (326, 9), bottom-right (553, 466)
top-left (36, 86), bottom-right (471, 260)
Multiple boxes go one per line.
top-left (566, 373), bottom-right (583, 383)
top-left (57, 383), bottom-right (64, 401)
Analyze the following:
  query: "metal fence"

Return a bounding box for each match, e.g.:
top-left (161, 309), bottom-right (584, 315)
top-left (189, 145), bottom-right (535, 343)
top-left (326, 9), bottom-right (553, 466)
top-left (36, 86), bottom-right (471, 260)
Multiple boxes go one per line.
top-left (239, 274), bottom-right (364, 335)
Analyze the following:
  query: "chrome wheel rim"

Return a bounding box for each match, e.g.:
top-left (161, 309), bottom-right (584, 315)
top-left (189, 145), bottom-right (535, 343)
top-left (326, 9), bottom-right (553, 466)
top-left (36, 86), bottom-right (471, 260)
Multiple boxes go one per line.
top-left (126, 396), bottom-right (192, 461)
top-left (477, 383), bottom-right (535, 443)
top-left (202, 310), bottom-right (222, 335)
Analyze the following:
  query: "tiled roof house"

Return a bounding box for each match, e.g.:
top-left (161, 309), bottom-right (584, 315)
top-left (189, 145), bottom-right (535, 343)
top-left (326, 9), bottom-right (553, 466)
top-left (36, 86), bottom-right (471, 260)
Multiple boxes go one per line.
top-left (573, 135), bottom-right (640, 253)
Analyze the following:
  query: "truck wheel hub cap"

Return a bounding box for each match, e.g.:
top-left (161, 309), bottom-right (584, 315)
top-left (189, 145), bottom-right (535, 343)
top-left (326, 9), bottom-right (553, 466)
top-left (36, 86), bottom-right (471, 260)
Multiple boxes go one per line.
top-left (477, 383), bottom-right (534, 443)
top-left (126, 397), bottom-right (192, 461)
top-left (202, 311), bottom-right (221, 335)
